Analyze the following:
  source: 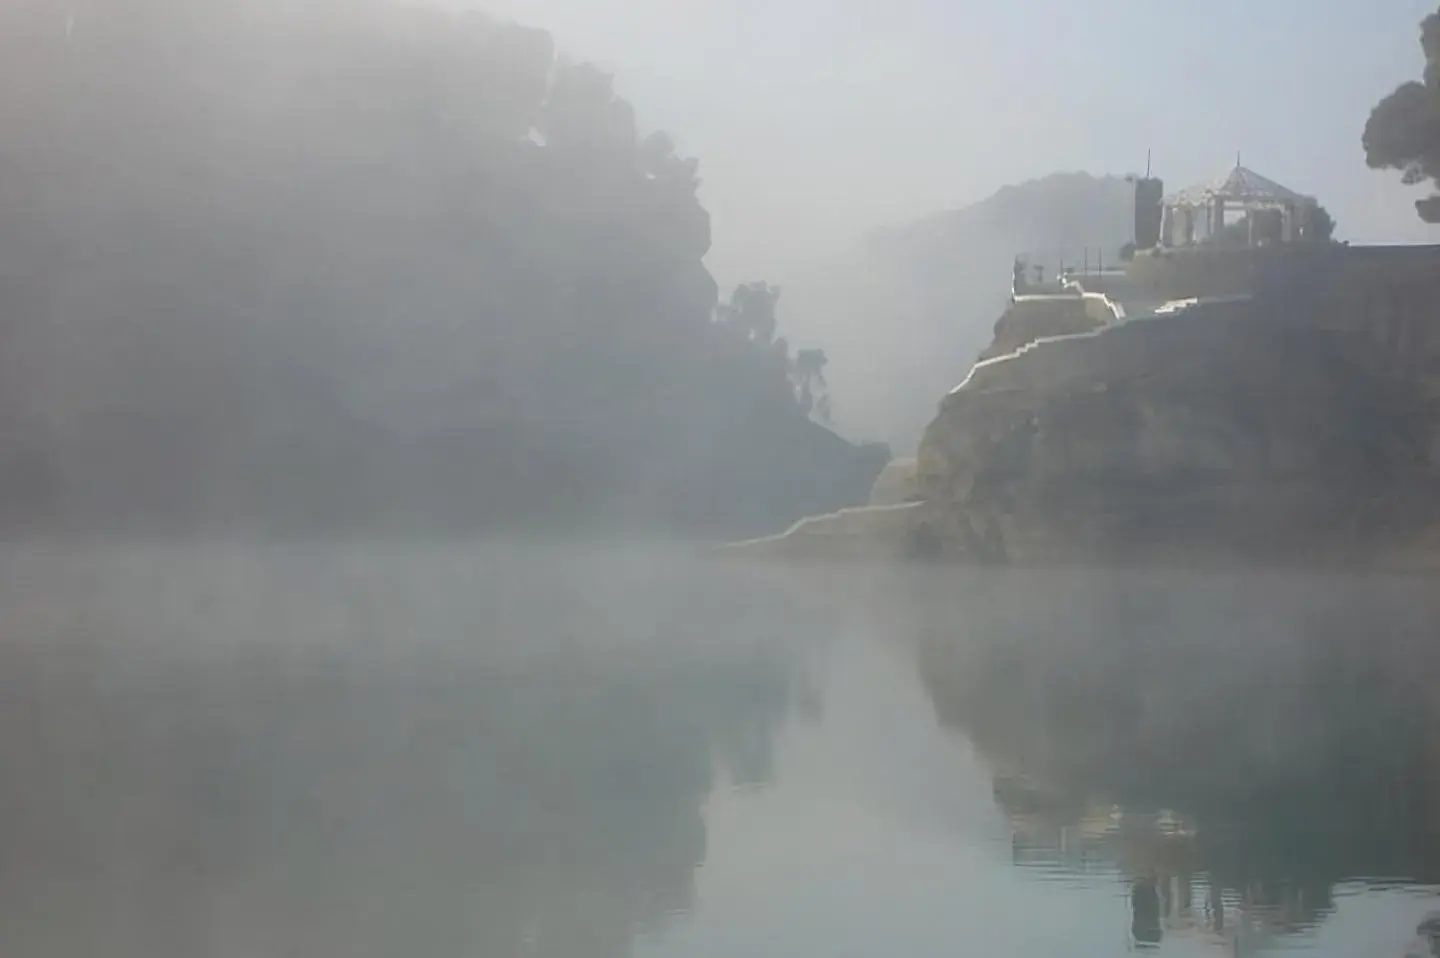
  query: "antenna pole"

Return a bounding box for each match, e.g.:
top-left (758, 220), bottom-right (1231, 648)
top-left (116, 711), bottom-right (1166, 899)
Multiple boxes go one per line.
top-left (1146, 149), bottom-right (1152, 179)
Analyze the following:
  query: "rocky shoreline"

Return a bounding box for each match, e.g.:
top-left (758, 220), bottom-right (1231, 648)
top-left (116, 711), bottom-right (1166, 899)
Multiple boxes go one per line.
top-left (722, 249), bottom-right (1440, 571)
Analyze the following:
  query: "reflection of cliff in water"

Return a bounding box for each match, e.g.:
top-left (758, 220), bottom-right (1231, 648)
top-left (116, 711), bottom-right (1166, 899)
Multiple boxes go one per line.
top-left (0, 547), bottom-right (813, 957)
top-left (913, 571), bottom-right (1440, 950)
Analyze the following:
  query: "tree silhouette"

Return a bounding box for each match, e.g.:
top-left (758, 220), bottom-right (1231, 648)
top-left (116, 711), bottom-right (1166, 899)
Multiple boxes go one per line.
top-left (1213, 206), bottom-right (1336, 247)
top-left (1363, 7), bottom-right (1440, 221)
top-left (720, 283), bottom-right (782, 345)
top-left (0, 2), bottom-right (886, 537)
top-left (1304, 205), bottom-right (1337, 243)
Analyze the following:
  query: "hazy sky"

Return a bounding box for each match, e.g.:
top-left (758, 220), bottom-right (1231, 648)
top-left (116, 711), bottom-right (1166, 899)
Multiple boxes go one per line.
top-left (478, 0), bottom-right (1440, 283)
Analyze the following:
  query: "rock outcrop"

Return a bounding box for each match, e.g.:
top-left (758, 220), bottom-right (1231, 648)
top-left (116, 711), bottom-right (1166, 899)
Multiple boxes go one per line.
top-left (867, 457), bottom-right (920, 506)
top-left (977, 297), bottom-right (1105, 361)
top-left (915, 272), bottom-right (1440, 568)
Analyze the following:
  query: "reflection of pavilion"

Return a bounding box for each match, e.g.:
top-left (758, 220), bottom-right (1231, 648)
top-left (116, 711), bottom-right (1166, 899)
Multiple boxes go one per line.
top-left (993, 779), bottom-right (1337, 955)
top-left (917, 580), bottom-right (1440, 956)
top-left (1160, 163), bottom-right (1319, 248)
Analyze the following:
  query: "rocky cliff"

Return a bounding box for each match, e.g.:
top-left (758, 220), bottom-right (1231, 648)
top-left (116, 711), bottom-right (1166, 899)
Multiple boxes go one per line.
top-left (914, 270), bottom-right (1440, 569)
top-left (976, 297), bottom-right (1105, 361)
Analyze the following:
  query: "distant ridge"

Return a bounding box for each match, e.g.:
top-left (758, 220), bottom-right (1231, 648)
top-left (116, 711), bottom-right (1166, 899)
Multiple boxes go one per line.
top-left (781, 173), bottom-right (1135, 452)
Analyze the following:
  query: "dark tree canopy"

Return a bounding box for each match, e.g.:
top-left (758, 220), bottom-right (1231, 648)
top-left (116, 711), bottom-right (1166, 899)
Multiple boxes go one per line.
top-left (1364, 7), bottom-right (1440, 221)
top-left (0, 2), bottom-right (884, 538)
top-left (1305, 205), bottom-right (1337, 243)
top-left (1213, 205), bottom-right (1336, 247)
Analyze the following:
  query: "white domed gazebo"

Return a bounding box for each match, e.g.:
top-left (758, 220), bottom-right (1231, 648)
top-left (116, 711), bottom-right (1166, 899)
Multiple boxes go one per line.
top-left (1160, 163), bottom-right (1318, 248)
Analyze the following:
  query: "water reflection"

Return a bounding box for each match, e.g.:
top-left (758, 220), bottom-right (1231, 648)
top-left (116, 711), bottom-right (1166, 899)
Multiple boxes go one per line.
top-left (914, 570), bottom-right (1440, 953)
top-left (5, 552), bottom-right (1440, 956)
top-left (0, 545), bottom-right (817, 957)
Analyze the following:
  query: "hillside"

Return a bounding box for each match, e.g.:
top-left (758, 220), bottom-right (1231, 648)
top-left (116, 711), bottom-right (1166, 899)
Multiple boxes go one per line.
top-left (0, 2), bottom-right (885, 539)
top-left (781, 173), bottom-right (1134, 452)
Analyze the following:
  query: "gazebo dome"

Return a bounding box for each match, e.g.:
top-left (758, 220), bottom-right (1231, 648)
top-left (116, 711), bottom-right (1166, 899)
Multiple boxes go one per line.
top-left (1165, 165), bottom-right (1313, 209)
top-left (1157, 162), bottom-right (1318, 248)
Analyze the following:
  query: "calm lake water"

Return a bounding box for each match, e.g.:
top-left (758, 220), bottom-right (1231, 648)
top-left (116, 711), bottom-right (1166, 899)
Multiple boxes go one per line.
top-left (2, 543), bottom-right (1439, 957)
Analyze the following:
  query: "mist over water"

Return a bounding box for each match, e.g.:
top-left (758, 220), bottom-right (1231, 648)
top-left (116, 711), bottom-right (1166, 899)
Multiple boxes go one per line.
top-left (4, 2), bottom-right (1440, 955)
top-left (2, 542), bottom-right (1438, 957)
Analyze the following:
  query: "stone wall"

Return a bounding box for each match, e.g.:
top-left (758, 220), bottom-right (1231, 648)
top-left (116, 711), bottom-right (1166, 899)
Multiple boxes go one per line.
top-left (1126, 246), bottom-right (1269, 300)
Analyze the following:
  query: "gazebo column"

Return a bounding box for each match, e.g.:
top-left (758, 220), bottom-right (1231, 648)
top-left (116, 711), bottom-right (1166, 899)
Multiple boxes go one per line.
top-left (1280, 205), bottom-right (1294, 243)
top-left (1213, 198), bottom-right (1226, 240)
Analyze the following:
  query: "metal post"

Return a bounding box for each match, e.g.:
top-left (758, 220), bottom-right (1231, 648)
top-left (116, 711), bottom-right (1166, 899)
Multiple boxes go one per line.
top-left (1131, 180), bottom-right (1138, 248)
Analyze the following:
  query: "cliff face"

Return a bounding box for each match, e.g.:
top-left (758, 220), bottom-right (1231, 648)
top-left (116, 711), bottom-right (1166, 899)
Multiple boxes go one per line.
top-left (916, 275), bottom-right (1440, 568)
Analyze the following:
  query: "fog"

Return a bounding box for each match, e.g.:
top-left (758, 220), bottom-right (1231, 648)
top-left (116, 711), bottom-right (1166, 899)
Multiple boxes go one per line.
top-left (479, 0), bottom-right (1440, 277)
top-left (2, 544), bottom-right (1439, 956)
top-left (0, 0), bottom-right (886, 538)
top-left (6, 0), bottom-right (1437, 473)
top-left (478, 0), bottom-right (1440, 446)
top-left (4, 3), bottom-right (1440, 955)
